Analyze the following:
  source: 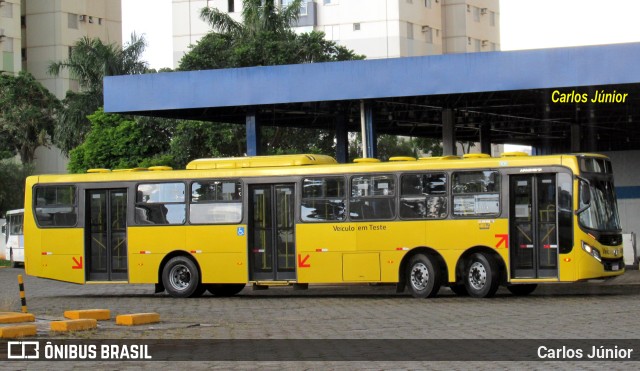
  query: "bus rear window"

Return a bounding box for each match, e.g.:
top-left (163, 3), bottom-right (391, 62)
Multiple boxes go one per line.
top-left (34, 186), bottom-right (77, 227)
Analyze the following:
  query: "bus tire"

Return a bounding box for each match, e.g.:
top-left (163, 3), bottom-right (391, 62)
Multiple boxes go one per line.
top-left (406, 254), bottom-right (441, 298)
top-left (507, 284), bottom-right (537, 296)
top-left (464, 253), bottom-right (499, 298)
top-left (206, 284), bottom-right (246, 297)
top-left (162, 256), bottom-right (201, 298)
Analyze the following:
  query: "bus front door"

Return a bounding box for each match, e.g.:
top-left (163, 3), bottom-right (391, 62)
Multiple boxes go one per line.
top-left (509, 174), bottom-right (559, 279)
top-left (248, 184), bottom-right (296, 281)
top-left (86, 189), bottom-right (128, 281)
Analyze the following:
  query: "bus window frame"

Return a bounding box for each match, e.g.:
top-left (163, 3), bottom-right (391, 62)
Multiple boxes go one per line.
top-left (188, 179), bottom-right (244, 225)
top-left (450, 169), bottom-right (502, 219)
top-left (399, 172), bottom-right (449, 220)
top-left (348, 173), bottom-right (397, 222)
top-left (32, 184), bottom-right (79, 228)
top-left (134, 181), bottom-right (187, 226)
top-left (300, 175), bottom-right (348, 223)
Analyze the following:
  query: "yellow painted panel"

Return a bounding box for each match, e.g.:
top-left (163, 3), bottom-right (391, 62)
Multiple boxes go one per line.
top-left (185, 225), bottom-right (246, 254)
top-left (40, 253), bottom-right (85, 284)
top-left (296, 223), bottom-right (357, 252)
top-left (128, 253), bottom-right (164, 283)
top-left (198, 253), bottom-right (247, 283)
top-left (127, 226), bottom-right (186, 283)
top-left (35, 228), bottom-right (85, 283)
top-left (380, 251), bottom-right (406, 282)
top-left (356, 221), bottom-right (425, 252)
top-left (343, 253), bottom-right (380, 281)
top-left (296, 252), bottom-right (342, 283)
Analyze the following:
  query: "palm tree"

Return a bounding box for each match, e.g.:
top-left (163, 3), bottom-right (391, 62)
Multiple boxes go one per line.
top-left (200, 0), bottom-right (302, 37)
top-left (48, 33), bottom-right (148, 154)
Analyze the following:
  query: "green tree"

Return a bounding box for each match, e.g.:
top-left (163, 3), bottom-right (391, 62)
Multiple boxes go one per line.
top-left (67, 109), bottom-right (174, 173)
top-left (0, 161), bottom-right (33, 215)
top-left (48, 34), bottom-right (148, 154)
top-left (0, 71), bottom-right (60, 164)
top-left (177, 0), bottom-right (363, 160)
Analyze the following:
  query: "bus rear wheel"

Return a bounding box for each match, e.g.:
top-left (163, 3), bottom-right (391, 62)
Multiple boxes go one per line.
top-left (406, 254), bottom-right (441, 298)
top-left (206, 284), bottom-right (246, 297)
top-left (162, 256), bottom-right (202, 298)
top-left (464, 253), bottom-right (499, 298)
top-left (507, 284), bottom-right (537, 296)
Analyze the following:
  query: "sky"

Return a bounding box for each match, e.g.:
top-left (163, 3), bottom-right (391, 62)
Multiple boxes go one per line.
top-left (122, 0), bottom-right (640, 70)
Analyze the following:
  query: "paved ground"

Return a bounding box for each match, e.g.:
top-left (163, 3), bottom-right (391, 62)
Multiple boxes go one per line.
top-left (1, 266), bottom-right (639, 369)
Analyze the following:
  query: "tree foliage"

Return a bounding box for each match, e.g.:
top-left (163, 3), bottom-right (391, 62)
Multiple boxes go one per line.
top-left (175, 0), bottom-right (364, 160)
top-left (0, 161), bottom-right (33, 215)
top-left (0, 71), bottom-right (60, 164)
top-left (48, 34), bottom-right (148, 154)
top-left (67, 109), bottom-right (174, 173)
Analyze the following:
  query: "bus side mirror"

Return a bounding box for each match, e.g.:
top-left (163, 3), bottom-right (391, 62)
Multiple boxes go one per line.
top-left (580, 181), bottom-right (591, 205)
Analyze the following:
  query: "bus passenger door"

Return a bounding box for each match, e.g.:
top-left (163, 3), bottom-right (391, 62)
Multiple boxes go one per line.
top-left (509, 174), bottom-right (559, 279)
top-left (248, 184), bottom-right (296, 281)
top-left (86, 189), bottom-right (128, 281)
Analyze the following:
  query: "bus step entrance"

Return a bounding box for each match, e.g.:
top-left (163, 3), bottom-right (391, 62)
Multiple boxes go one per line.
top-left (252, 281), bottom-right (298, 290)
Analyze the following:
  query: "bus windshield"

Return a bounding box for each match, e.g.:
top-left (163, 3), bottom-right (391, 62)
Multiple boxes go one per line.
top-left (579, 178), bottom-right (620, 231)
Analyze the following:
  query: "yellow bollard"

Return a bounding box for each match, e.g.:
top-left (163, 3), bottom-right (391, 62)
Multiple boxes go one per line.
top-left (17, 274), bottom-right (27, 313)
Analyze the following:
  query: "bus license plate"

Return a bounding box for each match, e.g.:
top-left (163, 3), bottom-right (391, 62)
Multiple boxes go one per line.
top-left (611, 263), bottom-right (619, 271)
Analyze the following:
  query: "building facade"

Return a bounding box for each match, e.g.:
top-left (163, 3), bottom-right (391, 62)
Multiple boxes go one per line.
top-left (172, 0), bottom-right (500, 67)
top-left (0, 0), bottom-right (122, 174)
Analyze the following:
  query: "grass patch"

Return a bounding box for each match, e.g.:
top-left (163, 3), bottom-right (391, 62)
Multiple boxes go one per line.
top-left (0, 259), bottom-right (10, 267)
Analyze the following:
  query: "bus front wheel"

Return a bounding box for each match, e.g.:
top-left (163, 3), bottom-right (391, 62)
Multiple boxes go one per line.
top-left (464, 253), bottom-right (499, 298)
top-left (406, 254), bottom-right (441, 298)
top-left (162, 256), bottom-right (202, 298)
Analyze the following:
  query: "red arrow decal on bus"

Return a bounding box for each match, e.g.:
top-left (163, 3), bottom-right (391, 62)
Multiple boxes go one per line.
top-left (72, 257), bottom-right (83, 269)
top-left (298, 254), bottom-right (311, 268)
top-left (495, 234), bottom-right (509, 249)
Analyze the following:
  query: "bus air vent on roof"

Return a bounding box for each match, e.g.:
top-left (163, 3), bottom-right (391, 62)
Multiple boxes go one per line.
top-left (389, 156), bottom-right (417, 162)
top-left (418, 156), bottom-right (460, 161)
top-left (462, 153), bottom-right (491, 159)
top-left (186, 154), bottom-right (337, 170)
top-left (501, 152), bottom-right (529, 157)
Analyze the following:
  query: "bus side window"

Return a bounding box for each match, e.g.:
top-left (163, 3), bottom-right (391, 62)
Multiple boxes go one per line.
top-left (349, 175), bottom-right (396, 221)
top-left (34, 186), bottom-right (77, 227)
top-left (400, 173), bottom-right (448, 219)
top-left (452, 171), bottom-right (500, 217)
top-left (301, 177), bottom-right (346, 222)
top-left (136, 183), bottom-right (186, 225)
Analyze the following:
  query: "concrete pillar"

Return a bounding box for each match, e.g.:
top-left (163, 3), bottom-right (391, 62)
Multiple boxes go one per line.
top-left (479, 122), bottom-right (491, 155)
top-left (246, 112), bottom-right (260, 156)
top-left (442, 109), bottom-right (456, 156)
top-left (335, 113), bottom-right (348, 163)
top-left (360, 100), bottom-right (377, 158)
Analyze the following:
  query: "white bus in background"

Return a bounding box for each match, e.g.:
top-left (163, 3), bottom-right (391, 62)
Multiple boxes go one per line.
top-left (2, 209), bottom-right (24, 268)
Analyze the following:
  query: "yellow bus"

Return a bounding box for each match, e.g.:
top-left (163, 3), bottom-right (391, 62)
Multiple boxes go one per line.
top-left (23, 153), bottom-right (624, 298)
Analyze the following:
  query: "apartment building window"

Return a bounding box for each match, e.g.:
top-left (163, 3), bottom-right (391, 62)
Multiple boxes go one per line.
top-left (472, 7), bottom-right (480, 22)
top-left (407, 22), bottom-right (414, 40)
top-left (2, 36), bottom-right (13, 52)
top-left (323, 0), bottom-right (338, 5)
top-left (353, 23), bottom-right (360, 31)
top-left (282, 0), bottom-right (307, 15)
top-left (424, 26), bottom-right (432, 43)
top-left (21, 16), bottom-right (26, 27)
top-left (68, 13), bottom-right (78, 29)
top-left (474, 39), bottom-right (481, 52)
top-left (228, 0), bottom-right (234, 13)
top-left (490, 11), bottom-right (496, 26)
top-left (424, 0), bottom-right (432, 8)
top-left (1, 2), bottom-right (12, 18)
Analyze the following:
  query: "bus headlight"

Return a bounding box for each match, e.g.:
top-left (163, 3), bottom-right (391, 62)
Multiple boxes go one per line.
top-left (582, 241), bottom-right (602, 262)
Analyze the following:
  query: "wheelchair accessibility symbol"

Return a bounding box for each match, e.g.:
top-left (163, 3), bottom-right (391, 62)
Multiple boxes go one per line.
top-left (237, 227), bottom-right (245, 237)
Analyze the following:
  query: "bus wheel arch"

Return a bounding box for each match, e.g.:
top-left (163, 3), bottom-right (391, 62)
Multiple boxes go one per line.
top-left (159, 252), bottom-right (206, 298)
top-left (398, 247), bottom-right (447, 298)
top-left (456, 246), bottom-right (505, 298)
